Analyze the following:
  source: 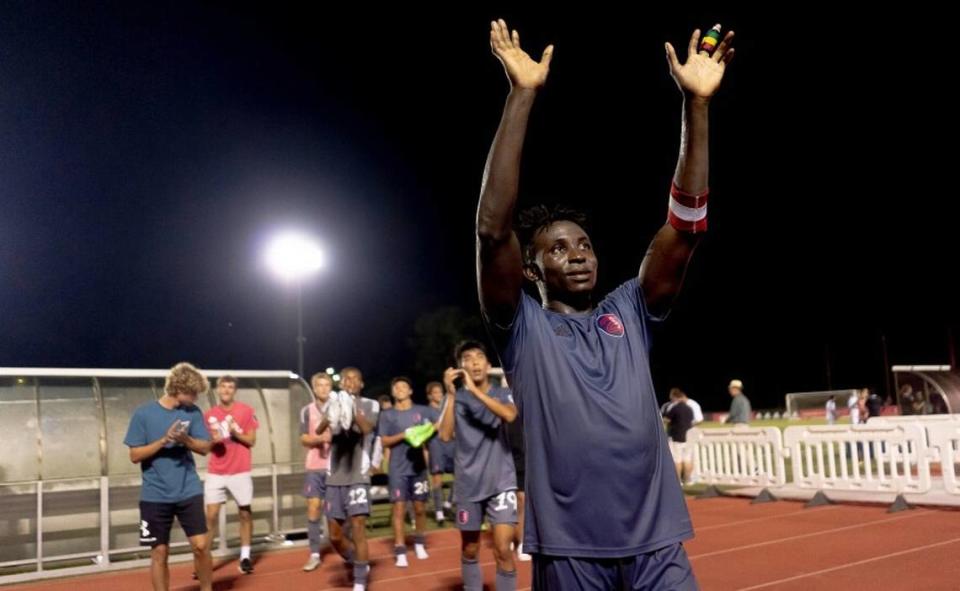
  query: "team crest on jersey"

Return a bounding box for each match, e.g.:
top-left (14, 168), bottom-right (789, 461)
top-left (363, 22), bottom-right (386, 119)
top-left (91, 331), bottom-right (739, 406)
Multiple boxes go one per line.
top-left (458, 510), bottom-right (470, 524)
top-left (553, 323), bottom-right (573, 337)
top-left (597, 313), bottom-right (625, 337)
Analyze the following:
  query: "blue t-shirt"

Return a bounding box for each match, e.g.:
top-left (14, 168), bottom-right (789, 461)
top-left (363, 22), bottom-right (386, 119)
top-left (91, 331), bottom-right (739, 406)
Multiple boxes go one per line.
top-left (453, 386), bottom-right (517, 502)
top-left (379, 405), bottom-right (431, 477)
top-left (499, 278), bottom-right (693, 558)
top-left (123, 401), bottom-right (209, 503)
top-left (425, 402), bottom-right (455, 462)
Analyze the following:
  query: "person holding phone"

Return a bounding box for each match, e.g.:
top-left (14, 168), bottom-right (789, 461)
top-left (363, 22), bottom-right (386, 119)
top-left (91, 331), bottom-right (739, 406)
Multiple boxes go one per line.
top-left (124, 362), bottom-right (215, 591)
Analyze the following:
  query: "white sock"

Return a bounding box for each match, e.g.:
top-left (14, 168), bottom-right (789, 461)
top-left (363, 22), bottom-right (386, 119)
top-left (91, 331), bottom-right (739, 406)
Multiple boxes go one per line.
top-left (241, 546), bottom-right (251, 560)
top-left (310, 552), bottom-right (320, 559)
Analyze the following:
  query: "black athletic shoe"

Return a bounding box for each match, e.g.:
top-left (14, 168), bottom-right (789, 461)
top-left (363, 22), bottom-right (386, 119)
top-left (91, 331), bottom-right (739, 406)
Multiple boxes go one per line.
top-left (240, 557), bottom-right (254, 574)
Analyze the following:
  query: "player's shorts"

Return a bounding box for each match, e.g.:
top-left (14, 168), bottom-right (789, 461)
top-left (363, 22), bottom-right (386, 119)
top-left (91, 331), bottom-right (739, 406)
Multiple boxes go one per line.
top-left (138, 494), bottom-right (207, 548)
top-left (302, 470), bottom-right (327, 499)
top-left (669, 439), bottom-right (693, 463)
top-left (455, 489), bottom-right (518, 531)
top-left (325, 484), bottom-right (371, 520)
top-left (204, 472), bottom-right (254, 506)
top-left (389, 473), bottom-right (430, 503)
top-left (532, 543), bottom-right (697, 590)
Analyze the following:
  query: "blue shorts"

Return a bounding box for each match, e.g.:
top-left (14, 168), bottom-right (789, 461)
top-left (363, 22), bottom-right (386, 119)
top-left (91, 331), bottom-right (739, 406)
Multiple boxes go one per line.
top-left (303, 471), bottom-right (327, 499)
top-left (532, 543), bottom-right (697, 591)
top-left (429, 446), bottom-right (455, 475)
top-left (389, 473), bottom-right (430, 503)
top-left (456, 490), bottom-right (518, 531)
top-left (324, 484), bottom-right (371, 520)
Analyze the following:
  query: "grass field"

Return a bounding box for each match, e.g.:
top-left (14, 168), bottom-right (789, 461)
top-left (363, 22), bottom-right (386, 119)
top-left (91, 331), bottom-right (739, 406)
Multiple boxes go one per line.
top-left (697, 418), bottom-right (831, 430)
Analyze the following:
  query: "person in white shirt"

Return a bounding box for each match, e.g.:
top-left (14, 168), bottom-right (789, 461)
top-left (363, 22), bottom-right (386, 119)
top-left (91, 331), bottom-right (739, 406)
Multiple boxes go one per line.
top-left (825, 395), bottom-right (837, 424)
top-left (847, 391), bottom-right (860, 425)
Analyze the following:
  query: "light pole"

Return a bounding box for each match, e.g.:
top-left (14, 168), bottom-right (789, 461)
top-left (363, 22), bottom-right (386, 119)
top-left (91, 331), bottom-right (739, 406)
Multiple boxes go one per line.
top-left (265, 232), bottom-right (325, 377)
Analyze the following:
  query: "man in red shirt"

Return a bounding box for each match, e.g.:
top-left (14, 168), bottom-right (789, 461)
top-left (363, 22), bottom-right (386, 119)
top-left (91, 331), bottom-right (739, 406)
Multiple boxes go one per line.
top-left (203, 375), bottom-right (259, 574)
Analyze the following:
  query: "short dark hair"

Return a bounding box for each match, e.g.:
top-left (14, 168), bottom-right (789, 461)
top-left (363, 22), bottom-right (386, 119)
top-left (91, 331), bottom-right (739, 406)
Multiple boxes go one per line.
top-left (454, 340), bottom-right (488, 362)
top-left (390, 376), bottom-right (413, 389)
top-left (341, 366), bottom-right (362, 379)
top-left (516, 204), bottom-right (590, 266)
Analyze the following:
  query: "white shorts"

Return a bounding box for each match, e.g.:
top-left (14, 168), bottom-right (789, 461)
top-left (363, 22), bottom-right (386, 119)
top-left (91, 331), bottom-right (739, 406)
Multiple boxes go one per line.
top-left (669, 440), bottom-right (693, 463)
top-left (204, 472), bottom-right (254, 507)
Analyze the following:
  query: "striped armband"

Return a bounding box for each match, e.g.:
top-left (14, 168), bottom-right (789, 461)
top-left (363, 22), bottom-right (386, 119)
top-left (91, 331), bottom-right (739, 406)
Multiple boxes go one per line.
top-left (667, 183), bottom-right (709, 233)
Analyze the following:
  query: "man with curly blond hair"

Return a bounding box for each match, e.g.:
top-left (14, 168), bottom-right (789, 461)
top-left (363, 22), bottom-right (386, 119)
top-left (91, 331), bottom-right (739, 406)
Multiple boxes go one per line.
top-left (125, 362), bottom-right (215, 591)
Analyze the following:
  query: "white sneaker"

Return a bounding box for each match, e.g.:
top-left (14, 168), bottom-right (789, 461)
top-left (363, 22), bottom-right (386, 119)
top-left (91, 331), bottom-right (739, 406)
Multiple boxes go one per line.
top-left (415, 544), bottom-right (429, 560)
top-left (435, 510), bottom-right (445, 522)
top-left (516, 543), bottom-right (532, 562)
top-left (443, 501), bottom-right (452, 510)
top-left (302, 554), bottom-right (322, 571)
top-left (350, 564), bottom-right (370, 591)
top-left (395, 554), bottom-right (408, 568)
top-left (325, 398), bottom-right (342, 435)
top-left (361, 443), bottom-right (371, 477)
top-left (338, 391), bottom-right (355, 431)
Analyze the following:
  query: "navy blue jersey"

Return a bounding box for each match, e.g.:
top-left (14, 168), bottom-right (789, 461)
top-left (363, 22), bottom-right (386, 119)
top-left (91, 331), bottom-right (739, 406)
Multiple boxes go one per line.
top-left (453, 386), bottom-right (517, 502)
top-left (379, 405), bottom-right (431, 477)
top-left (425, 403), bottom-right (455, 464)
top-left (499, 278), bottom-right (693, 558)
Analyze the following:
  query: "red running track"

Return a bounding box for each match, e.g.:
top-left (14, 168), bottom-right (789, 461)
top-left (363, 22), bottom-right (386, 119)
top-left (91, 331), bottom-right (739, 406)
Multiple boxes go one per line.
top-left (8, 497), bottom-right (960, 590)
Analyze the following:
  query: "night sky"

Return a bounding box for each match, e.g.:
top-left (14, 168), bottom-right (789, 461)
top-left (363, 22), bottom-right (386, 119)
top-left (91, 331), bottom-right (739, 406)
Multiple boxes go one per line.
top-left (1, 5), bottom-right (953, 410)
